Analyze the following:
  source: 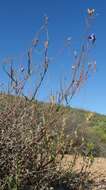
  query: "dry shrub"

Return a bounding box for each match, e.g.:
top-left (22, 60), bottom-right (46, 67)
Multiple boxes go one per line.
top-left (0, 8), bottom-right (97, 190)
top-left (0, 96), bottom-right (94, 190)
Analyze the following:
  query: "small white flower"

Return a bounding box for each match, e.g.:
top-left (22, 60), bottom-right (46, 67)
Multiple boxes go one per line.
top-left (87, 8), bottom-right (95, 16)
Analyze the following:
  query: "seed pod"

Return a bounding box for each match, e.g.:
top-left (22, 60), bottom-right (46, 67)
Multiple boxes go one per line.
top-left (44, 40), bottom-right (49, 48)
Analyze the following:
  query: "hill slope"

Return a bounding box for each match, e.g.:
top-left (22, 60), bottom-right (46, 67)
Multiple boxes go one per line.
top-left (0, 93), bottom-right (106, 156)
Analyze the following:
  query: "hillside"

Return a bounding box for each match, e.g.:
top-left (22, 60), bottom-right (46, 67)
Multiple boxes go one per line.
top-left (0, 93), bottom-right (106, 157)
top-left (0, 93), bottom-right (106, 189)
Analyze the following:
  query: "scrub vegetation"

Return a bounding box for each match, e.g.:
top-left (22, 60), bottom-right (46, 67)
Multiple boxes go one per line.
top-left (0, 8), bottom-right (106, 190)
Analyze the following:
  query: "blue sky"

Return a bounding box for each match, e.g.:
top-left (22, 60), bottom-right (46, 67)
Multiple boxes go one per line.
top-left (0, 0), bottom-right (106, 114)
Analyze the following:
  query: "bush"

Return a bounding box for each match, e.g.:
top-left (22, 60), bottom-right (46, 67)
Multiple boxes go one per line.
top-left (0, 97), bottom-right (95, 190)
top-left (0, 8), bottom-right (97, 190)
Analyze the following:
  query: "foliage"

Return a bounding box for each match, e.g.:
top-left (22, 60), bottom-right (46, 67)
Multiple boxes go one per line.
top-left (0, 95), bottom-right (95, 190)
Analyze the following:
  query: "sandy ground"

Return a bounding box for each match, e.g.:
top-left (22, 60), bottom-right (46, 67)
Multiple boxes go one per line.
top-left (60, 155), bottom-right (106, 190)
